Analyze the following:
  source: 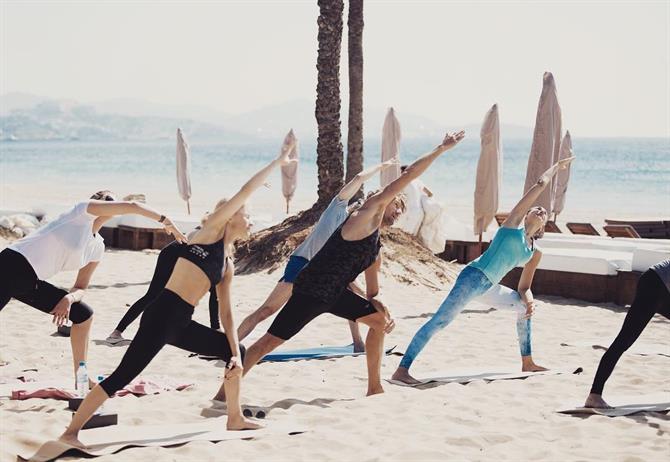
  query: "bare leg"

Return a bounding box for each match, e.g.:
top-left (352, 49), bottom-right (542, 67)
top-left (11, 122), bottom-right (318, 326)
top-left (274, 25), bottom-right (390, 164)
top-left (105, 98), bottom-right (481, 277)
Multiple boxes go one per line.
top-left (213, 333), bottom-right (285, 401)
top-left (59, 385), bottom-right (109, 447)
top-left (70, 318), bottom-right (92, 384)
top-left (348, 321), bottom-right (365, 352)
top-left (357, 312), bottom-right (387, 396)
top-left (237, 283), bottom-right (293, 341)
top-left (223, 374), bottom-right (262, 430)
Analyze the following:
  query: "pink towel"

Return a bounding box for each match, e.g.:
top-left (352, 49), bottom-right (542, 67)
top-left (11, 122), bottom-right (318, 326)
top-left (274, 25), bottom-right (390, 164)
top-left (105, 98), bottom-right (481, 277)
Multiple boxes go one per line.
top-left (10, 376), bottom-right (193, 400)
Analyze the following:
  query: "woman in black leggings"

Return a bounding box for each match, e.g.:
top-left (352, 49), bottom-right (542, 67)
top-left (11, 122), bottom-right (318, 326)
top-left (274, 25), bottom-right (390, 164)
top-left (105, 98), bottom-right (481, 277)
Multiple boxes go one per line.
top-left (0, 191), bottom-right (184, 383)
top-left (59, 139), bottom-right (296, 446)
top-left (585, 259), bottom-right (670, 408)
top-left (106, 223), bottom-right (222, 344)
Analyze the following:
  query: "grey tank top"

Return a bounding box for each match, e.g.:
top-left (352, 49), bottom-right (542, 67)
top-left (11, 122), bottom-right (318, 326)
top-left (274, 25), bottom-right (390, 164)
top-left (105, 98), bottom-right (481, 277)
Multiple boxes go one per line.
top-left (651, 259), bottom-right (670, 294)
top-left (293, 220), bottom-right (381, 304)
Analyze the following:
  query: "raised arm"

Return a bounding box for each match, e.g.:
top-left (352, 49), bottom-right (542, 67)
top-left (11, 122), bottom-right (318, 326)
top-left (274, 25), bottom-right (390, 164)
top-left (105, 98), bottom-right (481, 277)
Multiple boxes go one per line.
top-left (504, 156), bottom-right (575, 228)
top-left (205, 139), bottom-right (296, 230)
top-left (371, 131), bottom-right (464, 208)
top-left (337, 159), bottom-right (399, 202)
top-left (86, 201), bottom-right (187, 243)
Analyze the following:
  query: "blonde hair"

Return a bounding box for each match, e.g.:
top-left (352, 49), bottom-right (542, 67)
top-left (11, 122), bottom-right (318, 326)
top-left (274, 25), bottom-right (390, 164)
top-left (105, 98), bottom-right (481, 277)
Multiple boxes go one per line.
top-left (90, 190), bottom-right (116, 201)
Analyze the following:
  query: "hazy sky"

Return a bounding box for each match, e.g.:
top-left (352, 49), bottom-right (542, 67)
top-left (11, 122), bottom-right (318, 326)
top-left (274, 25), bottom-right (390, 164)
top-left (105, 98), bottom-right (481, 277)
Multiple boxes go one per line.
top-left (1, 1), bottom-right (668, 136)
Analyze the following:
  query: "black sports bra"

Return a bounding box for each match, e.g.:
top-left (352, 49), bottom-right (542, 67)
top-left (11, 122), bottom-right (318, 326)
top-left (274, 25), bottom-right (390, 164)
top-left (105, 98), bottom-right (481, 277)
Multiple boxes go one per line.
top-left (179, 239), bottom-right (226, 285)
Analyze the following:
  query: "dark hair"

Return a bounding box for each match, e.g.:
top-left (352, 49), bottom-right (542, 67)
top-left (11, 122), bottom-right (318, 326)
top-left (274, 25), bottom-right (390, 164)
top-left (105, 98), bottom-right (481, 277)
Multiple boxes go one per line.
top-left (400, 165), bottom-right (408, 172)
top-left (90, 190), bottom-right (116, 201)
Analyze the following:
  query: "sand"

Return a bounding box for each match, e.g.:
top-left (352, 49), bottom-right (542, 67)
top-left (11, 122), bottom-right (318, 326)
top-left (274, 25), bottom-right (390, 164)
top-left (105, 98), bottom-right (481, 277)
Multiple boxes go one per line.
top-left (0, 244), bottom-right (668, 461)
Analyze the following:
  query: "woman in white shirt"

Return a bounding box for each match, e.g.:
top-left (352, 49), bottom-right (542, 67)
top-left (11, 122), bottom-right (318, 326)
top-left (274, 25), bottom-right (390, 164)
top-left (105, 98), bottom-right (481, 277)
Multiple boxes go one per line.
top-left (0, 191), bottom-right (186, 382)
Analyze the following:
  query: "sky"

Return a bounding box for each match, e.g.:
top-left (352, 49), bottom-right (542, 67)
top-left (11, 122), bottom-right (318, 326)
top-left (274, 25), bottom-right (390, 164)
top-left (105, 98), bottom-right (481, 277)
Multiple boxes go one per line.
top-left (1, 0), bottom-right (668, 137)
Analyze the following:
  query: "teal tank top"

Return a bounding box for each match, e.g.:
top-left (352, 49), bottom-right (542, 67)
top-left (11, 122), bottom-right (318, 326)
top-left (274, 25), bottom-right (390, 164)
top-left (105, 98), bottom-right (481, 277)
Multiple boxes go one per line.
top-left (469, 227), bottom-right (535, 284)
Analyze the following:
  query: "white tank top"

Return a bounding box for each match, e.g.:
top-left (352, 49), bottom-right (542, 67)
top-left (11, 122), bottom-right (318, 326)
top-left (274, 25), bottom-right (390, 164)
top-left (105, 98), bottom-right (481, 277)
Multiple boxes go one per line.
top-left (9, 202), bottom-right (105, 280)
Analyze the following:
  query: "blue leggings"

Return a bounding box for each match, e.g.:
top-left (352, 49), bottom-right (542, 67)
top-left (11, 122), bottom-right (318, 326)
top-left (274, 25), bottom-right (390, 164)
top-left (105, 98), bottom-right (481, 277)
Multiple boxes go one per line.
top-left (399, 265), bottom-right (532, 370)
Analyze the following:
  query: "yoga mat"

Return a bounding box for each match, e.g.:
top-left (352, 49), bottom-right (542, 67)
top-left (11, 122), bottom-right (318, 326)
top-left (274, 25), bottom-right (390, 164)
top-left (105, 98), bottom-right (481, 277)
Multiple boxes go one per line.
top-left (0, 379), bottom-right (71, 398)
top-left (387, 367), bottom-right (582, 388)
top-left (561, 340), bottom-right (669, 357)
top-left (558, 393), bottom-right (670, 416)
top-left (18, 418), bottom-right (305, 461)
top-left (94, 338), bottom-right (132, 347)
top-left (260, 344), bottom-right (398, 363)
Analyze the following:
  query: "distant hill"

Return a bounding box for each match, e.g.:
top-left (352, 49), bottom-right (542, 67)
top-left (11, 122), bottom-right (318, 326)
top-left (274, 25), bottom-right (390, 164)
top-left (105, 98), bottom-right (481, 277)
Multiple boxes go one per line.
top-left (0, 92), bottom-right (532, 142)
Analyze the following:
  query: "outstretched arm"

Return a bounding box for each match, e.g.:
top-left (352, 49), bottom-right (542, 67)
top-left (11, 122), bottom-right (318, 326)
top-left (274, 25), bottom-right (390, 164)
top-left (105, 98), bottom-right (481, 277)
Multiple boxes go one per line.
top-left (370, 131), bottom-right (465, 209)
top-left (205, 139), bottom-right (296, 230)
top-left (86, 201), bottom-right (187, 243)
top-left (337, 159), bottom-right (399, 202)
top-left (504, 156), bottom-right (575, 228)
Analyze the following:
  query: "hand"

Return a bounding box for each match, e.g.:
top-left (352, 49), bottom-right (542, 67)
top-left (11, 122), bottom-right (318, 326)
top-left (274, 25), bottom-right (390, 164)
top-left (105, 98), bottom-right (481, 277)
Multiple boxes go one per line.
top-left (277, 139), bottom-right (298, 167)
top-left (522, 300), bottom-right (535, 320)
top-left (370, 298), bottom-right (396, 334)
top-left (224, 356), bottom-right (243, 380)
top-left (163, 219), bottom-right (188, 243)
top-left (557, 156), bottom-right (575, 170)
top-left (438, 130), bottom-right (465, 151)
top-left (51, 295), bottom-right (72, 327)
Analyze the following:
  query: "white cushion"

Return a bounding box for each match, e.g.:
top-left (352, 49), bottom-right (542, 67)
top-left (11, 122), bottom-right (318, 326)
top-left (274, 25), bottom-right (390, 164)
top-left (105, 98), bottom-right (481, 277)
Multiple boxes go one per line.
top-left (632, 248), bottom-right (670, 272)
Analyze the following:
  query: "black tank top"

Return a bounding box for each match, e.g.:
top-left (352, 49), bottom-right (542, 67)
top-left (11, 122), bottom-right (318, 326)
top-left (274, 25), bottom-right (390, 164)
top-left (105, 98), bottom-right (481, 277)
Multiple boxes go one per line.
top-left (179, 239), bottom-right (226, 286)
top-left (293, 220), bottom-right (381, 304)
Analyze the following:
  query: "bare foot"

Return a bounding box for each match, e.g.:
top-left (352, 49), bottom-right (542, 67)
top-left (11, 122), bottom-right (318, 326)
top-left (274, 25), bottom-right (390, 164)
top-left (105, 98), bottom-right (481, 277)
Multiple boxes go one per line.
top-left (353, 342), bottom-right (365, 353)
top-left (521, 357), bottom-right (549, 372)
top-left (391, 367), bottom-right (421, 385)
top-left (366, 383), bottom-right (384, 396)
top-left (227, 415), bottom-right (262, 431)
top-left (105, 330), bottom-right (127, 345)
top-left (58, 432), bottom-right (86, 449)
top-left (584, 393), bottom-right (613, 409)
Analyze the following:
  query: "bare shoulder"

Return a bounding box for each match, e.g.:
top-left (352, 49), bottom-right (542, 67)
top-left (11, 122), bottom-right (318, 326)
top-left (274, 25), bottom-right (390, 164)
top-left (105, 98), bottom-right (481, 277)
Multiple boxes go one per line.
top-left (342, 206), bottom-right (382, 240)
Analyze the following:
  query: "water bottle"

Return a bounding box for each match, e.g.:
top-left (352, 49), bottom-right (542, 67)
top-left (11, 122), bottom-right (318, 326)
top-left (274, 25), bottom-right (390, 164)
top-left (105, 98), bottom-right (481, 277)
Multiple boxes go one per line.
top-left (97, 375), bottom-right (105, 414)
top-left (75, 361), bottom-right (88, 398)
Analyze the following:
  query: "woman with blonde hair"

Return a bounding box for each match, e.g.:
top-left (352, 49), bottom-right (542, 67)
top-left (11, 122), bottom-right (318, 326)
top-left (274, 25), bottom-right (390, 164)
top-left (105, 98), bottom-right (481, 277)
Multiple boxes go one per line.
top-left (60, 140), bottom-right (296, 445)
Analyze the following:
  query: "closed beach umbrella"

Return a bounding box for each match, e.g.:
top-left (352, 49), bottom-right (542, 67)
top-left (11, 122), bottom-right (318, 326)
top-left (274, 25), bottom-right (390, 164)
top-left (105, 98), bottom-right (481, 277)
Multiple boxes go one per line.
top-left (281, 129), bottom-right (299, 213)
top-left (380, 107), bottom-right (401, 188)
top-left (176, 128), bottom-right (192, 214)
top-left (474, 104), bottom-right (502, 238)
top-left (523, 72), bottom-right (562, 212)
top-left (553, 130), bottom-right (574, 218)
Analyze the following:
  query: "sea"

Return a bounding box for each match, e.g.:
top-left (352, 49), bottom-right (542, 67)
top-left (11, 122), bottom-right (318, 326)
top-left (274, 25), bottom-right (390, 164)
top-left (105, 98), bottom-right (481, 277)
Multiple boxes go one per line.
top-left (1, 137), bottom-right (668, 230)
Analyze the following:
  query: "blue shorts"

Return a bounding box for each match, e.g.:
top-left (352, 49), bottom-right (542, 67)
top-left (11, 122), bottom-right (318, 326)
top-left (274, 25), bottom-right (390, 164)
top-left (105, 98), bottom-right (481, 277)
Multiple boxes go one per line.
top-left (279, 255), bottom-right (309, 283)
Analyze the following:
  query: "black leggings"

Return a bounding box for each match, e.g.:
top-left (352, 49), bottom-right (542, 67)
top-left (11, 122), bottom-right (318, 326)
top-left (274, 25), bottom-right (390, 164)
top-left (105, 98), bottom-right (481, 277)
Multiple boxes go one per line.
top-left (101, 289), bottom-right (240, 396)
top-left (590, 269), bottom-right (670, 395)
top-left (115, 243), bottom-right (220, 332)
top-left (0, 248), bottom-right (93, 324)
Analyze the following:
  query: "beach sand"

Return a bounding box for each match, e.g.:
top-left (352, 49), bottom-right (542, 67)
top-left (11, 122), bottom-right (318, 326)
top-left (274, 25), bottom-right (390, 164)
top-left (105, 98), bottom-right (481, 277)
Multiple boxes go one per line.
top-left (0, 244), bottom-right (668, 461)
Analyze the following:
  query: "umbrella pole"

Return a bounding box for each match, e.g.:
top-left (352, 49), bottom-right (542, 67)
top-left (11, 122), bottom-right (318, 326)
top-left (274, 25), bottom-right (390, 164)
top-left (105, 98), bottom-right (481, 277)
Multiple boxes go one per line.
top-left (286, 199), bottom-right (290, 214)
top-left (478, 232), bottom-right (483, 256)
top-left (187, 200), bottom-right (191, 215)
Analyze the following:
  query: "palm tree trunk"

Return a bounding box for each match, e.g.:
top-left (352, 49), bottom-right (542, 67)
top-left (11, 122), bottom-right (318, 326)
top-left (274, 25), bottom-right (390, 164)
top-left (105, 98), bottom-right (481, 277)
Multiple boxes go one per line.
top-left (345, 0), bottom-right (364, 200)
top-left (315, 0), bottom-right (345, 208)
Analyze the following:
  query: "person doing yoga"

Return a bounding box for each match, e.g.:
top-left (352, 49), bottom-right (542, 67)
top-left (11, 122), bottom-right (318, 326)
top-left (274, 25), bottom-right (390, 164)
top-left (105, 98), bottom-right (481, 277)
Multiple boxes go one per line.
top-left (392, 155), bottom-right (575, 385)
top-left (584, 259), bottom-right (670, 409)
top-left (106, 216), bottom-right (225, 345)
top-left (0, 192), bottom-right (185, 383)
top-left (236, 158), bottom-right (399, 351)
top-left (59, 140), bottom-right (296, 446)
top-left (228, 130), bottom-right (465, 398)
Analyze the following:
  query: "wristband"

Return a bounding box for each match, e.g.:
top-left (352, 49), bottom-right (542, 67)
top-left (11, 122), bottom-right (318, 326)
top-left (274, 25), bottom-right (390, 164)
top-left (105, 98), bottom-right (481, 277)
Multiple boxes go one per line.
top-left (158, 215), bottom-right (166, 223)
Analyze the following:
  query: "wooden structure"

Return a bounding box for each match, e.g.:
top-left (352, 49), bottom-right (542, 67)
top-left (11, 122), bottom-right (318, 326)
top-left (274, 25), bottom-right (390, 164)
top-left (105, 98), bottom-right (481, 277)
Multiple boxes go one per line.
top-left (99, 226), bottom-right (172, 250)
top-left (605, 219), bottom-right (670, 239)
top-left (566, 222), bottom-right (600, 236)
top-left (604, 224), bottom-right (641, 239)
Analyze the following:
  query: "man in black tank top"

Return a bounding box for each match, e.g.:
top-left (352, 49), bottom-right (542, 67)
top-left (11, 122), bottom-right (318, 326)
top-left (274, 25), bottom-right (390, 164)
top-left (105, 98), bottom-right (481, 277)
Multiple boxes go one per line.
top-left (238, 131), bottom-right (466, 397)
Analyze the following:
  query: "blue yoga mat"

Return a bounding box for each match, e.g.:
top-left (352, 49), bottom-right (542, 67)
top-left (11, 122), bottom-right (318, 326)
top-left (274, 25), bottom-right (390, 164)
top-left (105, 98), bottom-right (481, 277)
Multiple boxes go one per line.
top-left (260, 344), bottom-right (397, 363)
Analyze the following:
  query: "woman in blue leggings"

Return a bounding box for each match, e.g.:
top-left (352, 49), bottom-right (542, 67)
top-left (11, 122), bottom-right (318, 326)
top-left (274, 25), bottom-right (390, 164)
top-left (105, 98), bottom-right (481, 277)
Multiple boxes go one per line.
top-left (392, 156), bottom-right (574, 384)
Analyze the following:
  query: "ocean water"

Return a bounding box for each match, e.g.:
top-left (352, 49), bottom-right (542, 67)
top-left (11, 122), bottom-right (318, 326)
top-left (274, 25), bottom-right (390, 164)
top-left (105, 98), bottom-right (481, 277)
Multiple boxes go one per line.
top-left (0, 137), bottom-right (668, 228)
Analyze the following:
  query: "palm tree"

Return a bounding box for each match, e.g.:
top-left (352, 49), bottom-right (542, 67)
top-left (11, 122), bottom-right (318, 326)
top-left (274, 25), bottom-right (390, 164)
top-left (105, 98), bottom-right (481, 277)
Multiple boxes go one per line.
top-left (315, 0), bottom-right (345, 207)
top-left (345, 0), bottom-right (364, 200)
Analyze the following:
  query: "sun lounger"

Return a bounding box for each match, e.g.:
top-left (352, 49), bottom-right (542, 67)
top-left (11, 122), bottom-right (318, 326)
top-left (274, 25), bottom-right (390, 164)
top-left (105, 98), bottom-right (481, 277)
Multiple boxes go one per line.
top-left (544, 221), bottom-right (562, 233)
top-left (605, 219), bottom-right (669, 239)
top-left (604, 225), bottom-right (641, 239)
top-left (566, 222), bottom-right (600, 236)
